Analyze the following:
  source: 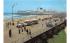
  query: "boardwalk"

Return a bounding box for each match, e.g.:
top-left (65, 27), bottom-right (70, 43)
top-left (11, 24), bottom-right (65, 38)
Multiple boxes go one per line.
top-left (4, 15), bottom-right (65, 43)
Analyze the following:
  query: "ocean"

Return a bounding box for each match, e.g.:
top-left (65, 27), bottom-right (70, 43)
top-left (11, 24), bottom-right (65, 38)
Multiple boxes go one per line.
top-left (4, 14), bottom-right (36, 20)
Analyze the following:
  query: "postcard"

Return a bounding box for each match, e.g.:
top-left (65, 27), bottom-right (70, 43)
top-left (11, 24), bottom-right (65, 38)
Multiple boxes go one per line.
top-left (4, 0), bottom-right (66, 43)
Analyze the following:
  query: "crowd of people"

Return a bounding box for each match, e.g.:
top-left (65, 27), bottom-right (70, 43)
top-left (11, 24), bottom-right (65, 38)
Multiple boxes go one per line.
top-left (6, 21), bottom-right (32, 38)
top-left (7, 17), bottom-right (57, 38)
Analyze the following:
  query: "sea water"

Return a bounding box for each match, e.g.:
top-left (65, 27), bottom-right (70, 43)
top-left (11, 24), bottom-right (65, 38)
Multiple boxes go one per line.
top-left (4, 13), bottom-right (37, 20)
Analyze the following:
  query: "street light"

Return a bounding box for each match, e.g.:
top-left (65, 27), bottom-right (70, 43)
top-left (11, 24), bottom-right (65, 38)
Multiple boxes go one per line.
top-left (12, 3), bottom-right (15, 25)
top-left (9, 3), bottom-right (15, 38)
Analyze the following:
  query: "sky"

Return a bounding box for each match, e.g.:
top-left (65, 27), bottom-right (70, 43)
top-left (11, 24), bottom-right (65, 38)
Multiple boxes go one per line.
top-left (4, 0), bottom-right (66, 13)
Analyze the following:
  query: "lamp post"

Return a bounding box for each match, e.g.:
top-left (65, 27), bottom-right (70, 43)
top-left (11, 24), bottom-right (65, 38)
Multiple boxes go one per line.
top-left (12, 4), bottom-right (15, 25)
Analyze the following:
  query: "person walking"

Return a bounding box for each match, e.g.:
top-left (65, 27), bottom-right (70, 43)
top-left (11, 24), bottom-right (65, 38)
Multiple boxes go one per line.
top-left (28, 29), bottom-right (32, 38)
top-left (7, 22), bottom-right (9, 28)
top-left (24, 25), bottom-right (27, 31)
top-left (21, 27), bottom-right (23, 32)
top-left (26, 29), bottom-right (28, 34)
top-left (28, 29), bottom-right (31, 35)
top-left (9, 29), bottom-right (12, 37)
top-left (19, 29), bottom-right (20, 34)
